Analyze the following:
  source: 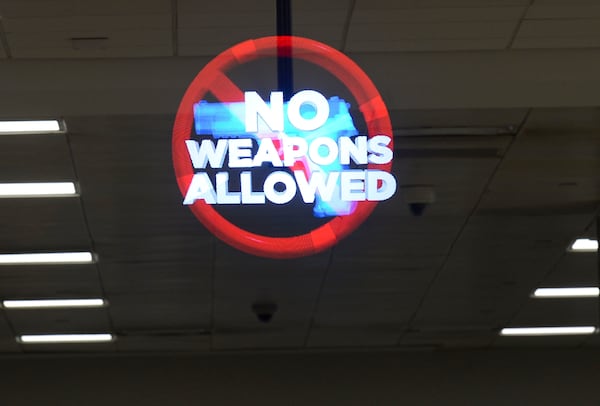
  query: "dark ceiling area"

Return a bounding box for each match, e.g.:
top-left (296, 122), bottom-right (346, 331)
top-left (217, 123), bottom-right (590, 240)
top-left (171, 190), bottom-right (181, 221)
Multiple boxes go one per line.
top-left (0, 0), bottom-right (599, 357)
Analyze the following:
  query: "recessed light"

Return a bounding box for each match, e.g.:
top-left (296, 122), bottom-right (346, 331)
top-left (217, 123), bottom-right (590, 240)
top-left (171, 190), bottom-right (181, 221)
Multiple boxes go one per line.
top-left (18, 334), bottom-right (114, 344)
top-left (569, 238), bottom-right (598, 252)
top-left (0, 252), bottom-right (95, 265)
top-left (533, 287), bottom-right (599, 298)
top-left (500, 326), bottom-right (597, 336)
top-left (2, 298), bottom-right (105, 309)
top-left (0, 182), bottom-right (77, 198)
top-left (0, 120), bottom-right (63, 134)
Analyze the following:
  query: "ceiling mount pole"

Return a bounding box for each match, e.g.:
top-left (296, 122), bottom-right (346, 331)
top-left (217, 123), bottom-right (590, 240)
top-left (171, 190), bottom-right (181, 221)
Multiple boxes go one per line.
top-left (276, 0), bottom-right (293, 101)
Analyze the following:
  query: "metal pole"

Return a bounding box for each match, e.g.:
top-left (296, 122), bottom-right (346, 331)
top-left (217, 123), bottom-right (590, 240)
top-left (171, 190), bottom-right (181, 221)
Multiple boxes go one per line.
top-left (276, 0), bottom-right (293, 101)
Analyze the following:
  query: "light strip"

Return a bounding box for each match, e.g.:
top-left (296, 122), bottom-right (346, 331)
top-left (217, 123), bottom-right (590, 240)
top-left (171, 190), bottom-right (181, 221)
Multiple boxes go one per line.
top-left (569, 238), bottom-right (598, 252)
top-left (19, 334), bottom-right (113, 344)
top-left (0, 252), bottom-right (94, 265)
top-left (0, 182), bottom-right (77, 198)
top-left (500, 326), bottom-right (597, 336)
top-left (533, 287), bottom-right (599, 298)
top-left (0, 120), bottom-right (62, 134)
top-left (2, 298), bottom-right (105, 309)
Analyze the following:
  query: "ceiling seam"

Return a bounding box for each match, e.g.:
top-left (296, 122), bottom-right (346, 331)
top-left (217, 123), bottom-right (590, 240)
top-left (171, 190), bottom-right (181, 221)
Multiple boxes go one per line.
top-left (0, 17), bottom-right (12, 59)
top-left (64, 131), bottom-right (118, 349)
top-left (506, 0), bottom-right (534, 50)
top-left (340, 0), bottom-right (356, 52)
top-left (0, 309), bottom-right (22, 353)
top-left (301, 248), bottom-right (335, 348)
top-left (399, 109), bottom-right (532, 347)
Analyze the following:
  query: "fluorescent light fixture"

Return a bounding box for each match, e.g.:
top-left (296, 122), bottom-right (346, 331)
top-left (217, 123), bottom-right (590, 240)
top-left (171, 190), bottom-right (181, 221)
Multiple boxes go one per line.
top-left (533, 287), bottom-right (599, 298)
top-left (18, 333), bottom-right (113, 344)
top-left (500, 326), bottom-right (597, 336)
top-left (569, 238), bottom-right (598, 252)
top-left (0, 120), bottom-right (62, 134)
top-left (0, 252), bottom-right (95, 265)
top-left (2, 298), bottom-right (105, 309)
top-left (0, 182), bottom-right (77, 198)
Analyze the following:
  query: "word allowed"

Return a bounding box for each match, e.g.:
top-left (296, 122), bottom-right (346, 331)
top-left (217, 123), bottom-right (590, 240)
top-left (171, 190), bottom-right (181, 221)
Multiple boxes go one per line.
top-left (183, 90), bottom-right (396, 216)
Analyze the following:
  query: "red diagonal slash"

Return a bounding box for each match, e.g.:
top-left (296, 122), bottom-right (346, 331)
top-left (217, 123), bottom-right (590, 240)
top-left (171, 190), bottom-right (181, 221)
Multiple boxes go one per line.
top-left (172, 36), bottom-right (393, 259)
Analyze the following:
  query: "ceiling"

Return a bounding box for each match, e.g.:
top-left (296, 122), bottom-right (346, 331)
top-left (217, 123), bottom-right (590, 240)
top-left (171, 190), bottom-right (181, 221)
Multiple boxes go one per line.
top-left (0, 0), bottom-right (599, 354)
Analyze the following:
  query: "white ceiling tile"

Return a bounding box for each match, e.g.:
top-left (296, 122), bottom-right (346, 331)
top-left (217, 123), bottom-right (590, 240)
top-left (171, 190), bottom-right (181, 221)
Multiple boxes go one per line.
top-left (7, 308), bottom-right (112, 334)
top-left (417, 0), bottom-right (530, 6)
top-left (308, 327), bottom-right (402, 347)
top-left (400, 329), bottom-right (494, 349)
top-left (116, 334), bottom-right (210, 352)
top-left (293, 0), bottom-right (351, 11)
top-left (513, 19), bottom-right (600, 49)
top-left (352, 7), bottom-right (525, 24)
top-left (532, 0), bottom-right (600, 5)
top-left (0, 266), bottom-right (102, 298)
top-left (0, 316), bottom-right (20, 353)
top-left (346, 21), bottom-right (517, 52)
top-left (178, 0), bottom-right (274, 13)
top-left (510, 300), bottom-right (598, 326)
top-left (539, 254), bottom-right (598, 287)
top-left (213, 329), bottom-right (308, 350)
top-left (4, 15), bottom-right (170, 32)
top-left (7, 29), bottom-right (173, 58)
top-left (494, 334), bottom-right (588, 348)
top-left (526, 5), bottom-right (600, 19)
top-left (107, 292), bottom-right (211, 332)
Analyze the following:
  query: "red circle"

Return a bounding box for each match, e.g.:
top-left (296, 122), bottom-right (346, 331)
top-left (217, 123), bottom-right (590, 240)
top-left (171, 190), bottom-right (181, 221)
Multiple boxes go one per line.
top-left (172, 36), bottom-right (393, 259)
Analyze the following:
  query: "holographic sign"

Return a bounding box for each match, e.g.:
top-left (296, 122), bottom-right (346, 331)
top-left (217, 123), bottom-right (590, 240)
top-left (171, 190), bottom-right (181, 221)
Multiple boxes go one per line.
top-left (172, 36), bottom-right (395, 259)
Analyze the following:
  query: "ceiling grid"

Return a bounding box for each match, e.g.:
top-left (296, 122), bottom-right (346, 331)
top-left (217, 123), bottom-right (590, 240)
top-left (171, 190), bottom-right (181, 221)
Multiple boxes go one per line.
top-left (0, 0), bottom-right (599, 354)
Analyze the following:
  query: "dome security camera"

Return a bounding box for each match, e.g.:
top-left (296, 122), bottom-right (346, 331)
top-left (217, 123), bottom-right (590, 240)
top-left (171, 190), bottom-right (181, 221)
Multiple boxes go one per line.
top-left (252, 301), bottom-right (278, 323)
top-left (401, 185), bottom-right (436, 216)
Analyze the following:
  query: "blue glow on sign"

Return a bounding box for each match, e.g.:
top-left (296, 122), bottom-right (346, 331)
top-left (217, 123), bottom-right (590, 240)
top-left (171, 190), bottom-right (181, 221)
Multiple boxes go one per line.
top-left (184, 90), bottom-right (396, 217)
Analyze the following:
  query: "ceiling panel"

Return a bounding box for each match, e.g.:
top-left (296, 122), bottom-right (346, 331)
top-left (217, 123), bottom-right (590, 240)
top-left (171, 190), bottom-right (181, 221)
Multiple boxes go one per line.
top-left (417, 0), bottom-right (530, 5)
top-left (67, 115), bottom-right (214, 264)
top-left (479, 116), bottom-right (600, 211)
top-left (409, 212), bottom-right (594, 331)
top-left (0, 199), bottom-right (89, 252)
top-left (0, 0), bottom-right (172, 58)
top-left (389, 108), bottom-right (528, 130)
top-left (493, 334), bottom-right (588, 348)
top-left (0, 134), bottom-right (74, 181)
top-left (0, 315), bottom-right (20, 353)
top-left (116, 334), bottom-right (210, 352)
top-left (178, 0), bottom-right (275, 56)
top-left (525, 4), bottom-right (600, 19)
top-left (6, 307), bottom-right (112, 335)
top-left (539, 253), bottom-right (598, 287)
top-left (212, 245), bottom-right (328, 349)
top-left (513, 18), bottom-right (600, 49)
top-left (291, 0), bottom-right (350, 49)
top-left (100, 262), bottom-right (212, 332)
top-left (509, 299), bottom-right (597, 326)
top-left (0, 0), bottom-right (170, 18)
top-left (400, 329), bottom-right (495, 349)
top-left (21, 341), bottom-right (117, 353)
top-left (0, 265), bottom-right (102, 299)
top-left (347, 5), bottom-right (523, 52)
